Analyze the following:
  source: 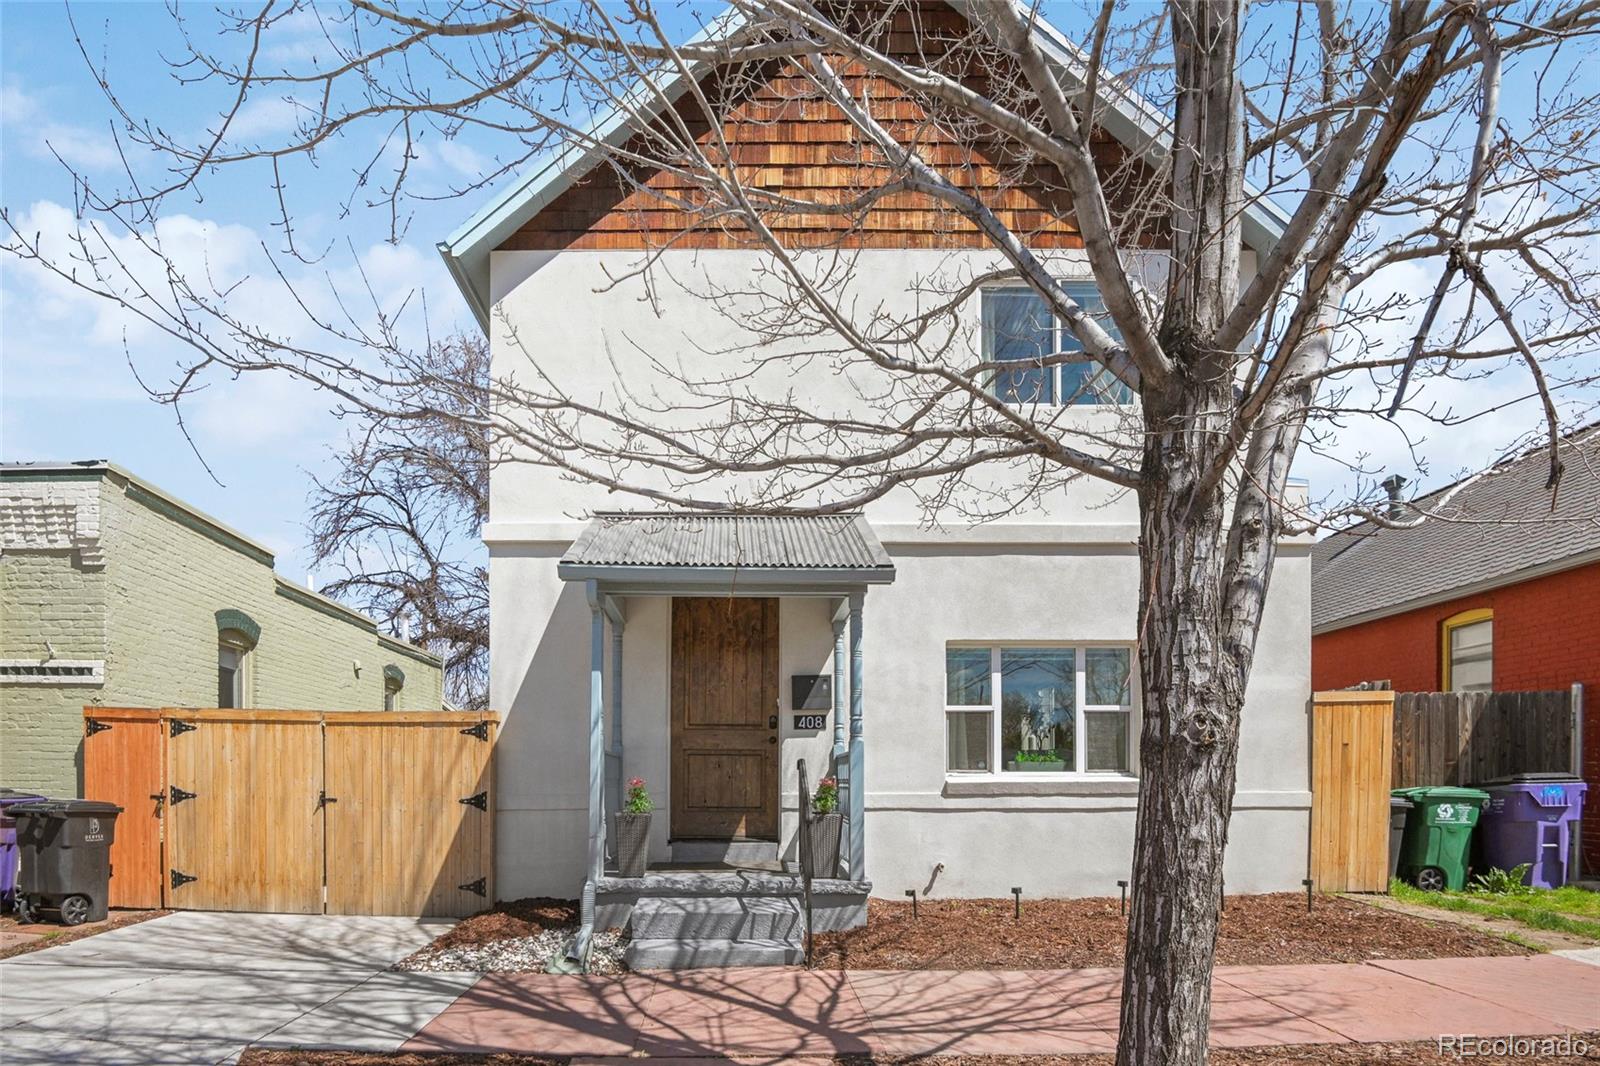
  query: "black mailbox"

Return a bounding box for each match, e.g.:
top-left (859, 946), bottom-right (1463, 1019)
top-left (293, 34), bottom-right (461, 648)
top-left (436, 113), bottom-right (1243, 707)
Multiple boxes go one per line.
top-left (792, 674), bottom-right (832, 710)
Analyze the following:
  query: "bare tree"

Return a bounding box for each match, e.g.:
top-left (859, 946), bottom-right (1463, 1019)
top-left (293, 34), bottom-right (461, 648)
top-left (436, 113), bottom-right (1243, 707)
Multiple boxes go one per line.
top-left (307, 334), bottom-right (490, 709)
top-left (6, 1), bottom-right (1600, 1062)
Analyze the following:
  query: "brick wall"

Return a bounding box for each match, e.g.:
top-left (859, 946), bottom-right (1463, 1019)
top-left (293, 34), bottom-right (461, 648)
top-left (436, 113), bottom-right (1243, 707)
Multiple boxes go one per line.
top-left (1311, 558), bottom-right (1600, 869)
top-left (1, 470), bottom-right (443, 796)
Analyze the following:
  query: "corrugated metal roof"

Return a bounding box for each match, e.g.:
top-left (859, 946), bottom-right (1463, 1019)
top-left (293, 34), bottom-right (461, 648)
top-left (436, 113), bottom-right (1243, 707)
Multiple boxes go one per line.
top-left (1312, 426), bottom-right (1600, 632)
top-left (562, 512), bottom-right (893, 571)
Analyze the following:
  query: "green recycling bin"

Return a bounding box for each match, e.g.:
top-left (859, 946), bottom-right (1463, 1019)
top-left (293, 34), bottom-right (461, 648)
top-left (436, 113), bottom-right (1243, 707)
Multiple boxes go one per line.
top-left (1392, 785), bottom-right (1489, 891)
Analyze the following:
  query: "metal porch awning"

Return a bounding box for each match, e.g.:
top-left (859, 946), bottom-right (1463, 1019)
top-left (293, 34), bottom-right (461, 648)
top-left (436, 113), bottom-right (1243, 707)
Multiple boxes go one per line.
top-left (557, 512), bottom-right (895, 592)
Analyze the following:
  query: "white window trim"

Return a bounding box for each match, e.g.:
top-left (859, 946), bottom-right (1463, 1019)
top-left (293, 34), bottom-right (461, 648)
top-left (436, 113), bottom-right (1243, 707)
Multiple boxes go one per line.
top-left (945, 641), bottom-right (1139, 781)
top-left (0, 659), bottom-right (106, 685)
top-left (981, 283), bottom-right (1139, 409)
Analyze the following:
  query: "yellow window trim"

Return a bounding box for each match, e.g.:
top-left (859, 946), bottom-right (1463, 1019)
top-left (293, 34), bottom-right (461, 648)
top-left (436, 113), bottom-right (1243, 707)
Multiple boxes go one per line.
top-left (1440, 607), bottom-right (1493, 690)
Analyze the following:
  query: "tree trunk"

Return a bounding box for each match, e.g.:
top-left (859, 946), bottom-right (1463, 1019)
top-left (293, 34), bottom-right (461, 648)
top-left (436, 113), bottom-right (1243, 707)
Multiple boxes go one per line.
top-left (1115, 380), bottom-right (1246, 1066)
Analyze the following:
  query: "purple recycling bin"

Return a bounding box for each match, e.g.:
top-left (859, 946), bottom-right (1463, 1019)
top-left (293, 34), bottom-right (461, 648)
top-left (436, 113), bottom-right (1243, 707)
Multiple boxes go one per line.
top-left (1, 789), bottom-right (48, 908)
top-left (1477, 774), bottom-right (1588, 889)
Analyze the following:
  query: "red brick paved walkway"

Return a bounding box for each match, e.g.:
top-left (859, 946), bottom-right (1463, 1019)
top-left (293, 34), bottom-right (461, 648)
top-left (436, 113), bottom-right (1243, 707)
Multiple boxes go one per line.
top-left (402, 954), bottom-right (1600, 1059)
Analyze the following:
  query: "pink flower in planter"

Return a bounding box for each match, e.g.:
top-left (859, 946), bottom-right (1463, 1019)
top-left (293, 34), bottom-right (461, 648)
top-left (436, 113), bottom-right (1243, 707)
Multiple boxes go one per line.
top-left (624, 777), bottom-right (653, 814)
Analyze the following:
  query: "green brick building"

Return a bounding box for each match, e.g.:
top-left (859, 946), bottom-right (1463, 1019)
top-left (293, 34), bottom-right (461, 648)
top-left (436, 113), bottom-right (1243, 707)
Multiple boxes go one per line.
top-left (1, 461), bottom-right (444, 796)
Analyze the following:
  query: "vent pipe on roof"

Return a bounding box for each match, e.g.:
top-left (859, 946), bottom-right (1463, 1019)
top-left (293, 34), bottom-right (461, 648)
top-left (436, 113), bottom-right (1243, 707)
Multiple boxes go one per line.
top-left (1380, 474), bottom-right (1408, 519)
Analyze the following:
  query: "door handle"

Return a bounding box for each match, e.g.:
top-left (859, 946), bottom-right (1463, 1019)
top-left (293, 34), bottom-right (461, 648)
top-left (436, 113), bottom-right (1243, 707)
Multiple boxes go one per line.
top-left (769, 736), bottom-right (778, 744)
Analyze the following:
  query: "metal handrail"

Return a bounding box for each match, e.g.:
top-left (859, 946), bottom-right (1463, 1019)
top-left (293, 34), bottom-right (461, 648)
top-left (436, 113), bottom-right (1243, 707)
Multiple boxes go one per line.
top-left (796, 758), bottom-right (815, 968)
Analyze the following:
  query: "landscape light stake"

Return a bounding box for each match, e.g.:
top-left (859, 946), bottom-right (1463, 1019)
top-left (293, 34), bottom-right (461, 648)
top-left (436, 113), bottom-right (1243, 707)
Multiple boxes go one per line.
top-left (1303, 879), bottom-right (1314, 913)
top-left (1011, 886), bottom-right (1022, 919)
top-left (1220, 874), bottom-right (1225, 912)
top-left (1117, 879), bottom-right (1128, 916)
top-left (905, 889), bottom-right (918, 918)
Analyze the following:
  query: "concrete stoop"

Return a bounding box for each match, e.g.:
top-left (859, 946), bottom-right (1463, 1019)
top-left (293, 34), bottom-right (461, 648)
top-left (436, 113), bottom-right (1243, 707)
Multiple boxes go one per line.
top-left (625, 895), bottom-right (807, 970)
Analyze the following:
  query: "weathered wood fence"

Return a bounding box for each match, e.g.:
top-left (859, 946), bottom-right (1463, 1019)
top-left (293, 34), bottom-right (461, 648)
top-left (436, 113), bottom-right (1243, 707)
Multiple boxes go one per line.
top-left (1392, 690), bottom-right (1577, 788)
top-left (83, 707), bottom-right (496, 916)
top-left (1309, 690), bottom-right (1395, 893)
top-left (1310, 686), bottom-right (1584, 894)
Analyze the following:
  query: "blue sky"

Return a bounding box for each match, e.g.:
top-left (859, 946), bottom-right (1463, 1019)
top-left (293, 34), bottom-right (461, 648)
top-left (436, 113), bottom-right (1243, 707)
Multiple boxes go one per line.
top-left (3, 1), bottom-right (1592, 586)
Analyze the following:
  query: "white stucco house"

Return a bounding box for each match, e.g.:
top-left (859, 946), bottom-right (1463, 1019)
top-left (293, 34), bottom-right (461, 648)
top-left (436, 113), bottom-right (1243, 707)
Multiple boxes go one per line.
top-left (438, 4), bottom-right (1311, 966)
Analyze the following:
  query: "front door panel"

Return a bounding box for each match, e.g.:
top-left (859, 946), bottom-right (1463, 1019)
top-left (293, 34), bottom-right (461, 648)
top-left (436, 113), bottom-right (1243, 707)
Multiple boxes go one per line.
top-left (670, 597), bottom-right (779, 839)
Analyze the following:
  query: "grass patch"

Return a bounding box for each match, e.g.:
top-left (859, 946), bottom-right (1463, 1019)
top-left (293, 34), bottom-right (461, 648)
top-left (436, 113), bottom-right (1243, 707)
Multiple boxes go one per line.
top-left (1391, 880), bottom-right (1600, 941)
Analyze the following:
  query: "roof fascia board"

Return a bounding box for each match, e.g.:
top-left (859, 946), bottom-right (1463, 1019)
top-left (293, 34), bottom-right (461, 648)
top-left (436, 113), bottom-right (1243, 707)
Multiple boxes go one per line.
top-left (1312, 544), bottom-right (1600, 635)
top-left (557, 563), bottom-right (896, 587)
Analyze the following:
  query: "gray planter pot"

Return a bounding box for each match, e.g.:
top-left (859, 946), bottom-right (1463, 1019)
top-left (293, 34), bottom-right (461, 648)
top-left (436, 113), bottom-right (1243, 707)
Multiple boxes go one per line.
top-left (615, 812), bottom-right (651, 878)
top-left (804, 812), bottom-right (843, 879)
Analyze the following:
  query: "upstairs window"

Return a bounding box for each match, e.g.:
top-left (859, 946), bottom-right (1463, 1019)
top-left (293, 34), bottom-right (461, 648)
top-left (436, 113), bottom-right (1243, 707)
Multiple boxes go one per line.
top-left (982, 285), bottom-right (1134, 406)
top-left (217, 639), bottom-right (249, 708)
top-left (1443, 610), bottom-right (1493, 692)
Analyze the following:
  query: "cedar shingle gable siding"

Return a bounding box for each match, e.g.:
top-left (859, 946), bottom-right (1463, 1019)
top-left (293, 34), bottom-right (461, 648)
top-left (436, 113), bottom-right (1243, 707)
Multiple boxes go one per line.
top-left (502, 3), bottom-right (1162, 252)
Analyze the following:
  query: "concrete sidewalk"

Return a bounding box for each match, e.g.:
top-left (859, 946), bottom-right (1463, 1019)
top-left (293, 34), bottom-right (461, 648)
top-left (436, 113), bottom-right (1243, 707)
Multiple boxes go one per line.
top-left (404, 954), bottom-right (1600, 1059)
top-left (0, 911), bottom-right (474, 1065)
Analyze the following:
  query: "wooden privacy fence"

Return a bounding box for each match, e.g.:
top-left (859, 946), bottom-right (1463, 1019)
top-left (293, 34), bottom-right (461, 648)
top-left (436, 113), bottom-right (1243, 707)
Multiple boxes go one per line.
top-left (1309, 690), bottom-right (1395, 894)
top-left (82, 707), bottom-right (496, 916)
top-left (1392, 689), bottom-right (1578, 788)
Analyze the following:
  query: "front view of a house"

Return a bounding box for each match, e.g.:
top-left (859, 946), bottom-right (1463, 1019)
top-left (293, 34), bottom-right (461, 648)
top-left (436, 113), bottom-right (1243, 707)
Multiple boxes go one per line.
top-left (438, 5), bottom-right (1313, 924)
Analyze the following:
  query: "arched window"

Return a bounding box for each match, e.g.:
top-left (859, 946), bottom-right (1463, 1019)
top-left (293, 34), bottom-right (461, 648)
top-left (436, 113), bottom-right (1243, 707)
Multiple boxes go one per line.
top-left (1441, 608), bottom-right (1493, 692)
top-left (215, 610), bottom-right (260, 709)
top-left (383, 664), bottom-right (405, 711)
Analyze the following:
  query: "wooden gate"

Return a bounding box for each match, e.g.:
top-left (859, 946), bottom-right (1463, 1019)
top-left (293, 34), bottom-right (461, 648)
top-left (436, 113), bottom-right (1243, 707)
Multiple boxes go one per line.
top-left (324, 713), bottom-right (495, 916)
top-left (85, 707), bottom-right (496, 916)
top-left (165, 710), bottom-right (326, 913)
top-left (82, 708), bottom-right (165, 908)
top-left (1310, 690), bottom-right (1395, 893)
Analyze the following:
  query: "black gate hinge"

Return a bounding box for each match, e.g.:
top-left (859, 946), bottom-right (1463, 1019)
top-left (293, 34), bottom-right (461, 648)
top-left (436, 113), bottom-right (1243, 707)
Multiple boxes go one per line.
top-left (168, 785), bottom-right (197, 805)
top-left (459, 791), bottom-right (488, 811)
top-left (458, 877), bottom-right (487, 897)
top-left (168, 719), bottom-right (197, 736)
top-left (171, 869), bottom-right (197, 890)
top-left (85, 718), bottom-right (112, 737)
top-left (459, 721), bottom-right (490, 741)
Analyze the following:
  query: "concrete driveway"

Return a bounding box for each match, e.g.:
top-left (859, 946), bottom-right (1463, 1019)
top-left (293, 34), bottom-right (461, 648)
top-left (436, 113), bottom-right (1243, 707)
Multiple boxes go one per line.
top-left (0, 911), bottom-right (478, 1065)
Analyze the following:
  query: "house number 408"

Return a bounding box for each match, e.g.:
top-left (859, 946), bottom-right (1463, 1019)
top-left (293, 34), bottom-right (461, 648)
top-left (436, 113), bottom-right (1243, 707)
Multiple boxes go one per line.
top-left (792, 714), bottom-right (827, 731)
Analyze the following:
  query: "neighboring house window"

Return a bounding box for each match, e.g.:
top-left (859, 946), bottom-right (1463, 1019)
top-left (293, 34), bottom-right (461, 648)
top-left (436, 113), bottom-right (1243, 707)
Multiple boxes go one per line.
top-left (217, 639), bottom-right (250, 708)
top-left (1442, 609), bottom-right (1493, 692)
top-left (946, 644), bottom-right (1135, 774)
top-left (982, 285), bottom-right (1134, 406)
top-left (383, 664), bottom-right (405, 711)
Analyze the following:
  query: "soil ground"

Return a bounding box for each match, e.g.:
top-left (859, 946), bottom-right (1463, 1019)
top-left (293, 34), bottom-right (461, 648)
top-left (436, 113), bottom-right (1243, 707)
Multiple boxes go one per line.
top-left (411, 898), bottom-right (580, 952)
top-left (0, 907), bottom-right (166, 960)
top-left (810, 893), bottom-right (1528, 970)
top-left (242, 1034), bottom-right (1600, 1065)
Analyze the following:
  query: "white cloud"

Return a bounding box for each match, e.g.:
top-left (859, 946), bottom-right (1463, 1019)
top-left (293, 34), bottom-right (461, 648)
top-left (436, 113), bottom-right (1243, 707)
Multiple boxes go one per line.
top-left (2, 78), bottom-right (122, 172)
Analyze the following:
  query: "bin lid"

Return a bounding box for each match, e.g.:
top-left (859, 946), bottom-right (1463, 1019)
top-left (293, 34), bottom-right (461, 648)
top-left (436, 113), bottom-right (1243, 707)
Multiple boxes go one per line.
top-left (0, 789), bottom-right (48, 808)
top-left (1476, 772), bottom-right (1582, 786)
top-left (9, 799), bottom-right (123, 817)
top-left (1390, 795), bottom-right (1413, 808)
top-left (1392, 786), bottom-right (1490, 802)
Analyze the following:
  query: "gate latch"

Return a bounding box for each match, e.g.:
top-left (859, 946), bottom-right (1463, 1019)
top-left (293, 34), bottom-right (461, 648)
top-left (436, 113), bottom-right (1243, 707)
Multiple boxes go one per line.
top-left (168, 785), bottom-right (197, 805)
top-left (170, 869), bottom-right (197, 890)
top-left (318, 791), bottom-right (337, 809)
top-left (459, 791), bottom-right (488, 811)
top-left (458, 877), bottom-right (487, 897)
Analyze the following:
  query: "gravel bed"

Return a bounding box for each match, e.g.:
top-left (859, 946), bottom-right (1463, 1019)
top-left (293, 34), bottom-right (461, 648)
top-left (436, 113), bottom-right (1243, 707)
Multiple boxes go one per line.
top-left (394, 925), bottom-right (627, 975)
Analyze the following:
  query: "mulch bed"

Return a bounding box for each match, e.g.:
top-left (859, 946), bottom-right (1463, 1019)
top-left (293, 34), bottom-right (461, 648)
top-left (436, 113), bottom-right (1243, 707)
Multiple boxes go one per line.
top-left (241, 1035), bottom-right (1600, 1065)
top-left (810, 893), bottom-right (1529, 970)
top-left (0, 907), bottom-right (167, 960)
top-left (412, 898), bottom-right (579, 953)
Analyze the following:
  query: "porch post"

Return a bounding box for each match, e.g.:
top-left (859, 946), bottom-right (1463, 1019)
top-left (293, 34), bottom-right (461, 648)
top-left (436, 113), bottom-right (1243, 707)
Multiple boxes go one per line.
top-left (576, 580), bottom-right (606, 968)
top-left (831, 607), bottom-right (847, 762)
top-left (848, 590), bottom-right (865, 880)
top-left (611, 615), bottom-right (625, 817)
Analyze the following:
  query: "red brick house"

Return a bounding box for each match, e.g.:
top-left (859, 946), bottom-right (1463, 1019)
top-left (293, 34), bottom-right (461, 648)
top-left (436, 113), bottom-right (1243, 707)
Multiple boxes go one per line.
top-left (1311, 425), bottom-right (1600, 870)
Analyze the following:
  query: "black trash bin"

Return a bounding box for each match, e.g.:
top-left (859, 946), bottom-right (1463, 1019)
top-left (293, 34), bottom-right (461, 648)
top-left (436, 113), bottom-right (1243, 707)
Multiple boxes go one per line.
top-left (12, 799), bottom-right (122, 926)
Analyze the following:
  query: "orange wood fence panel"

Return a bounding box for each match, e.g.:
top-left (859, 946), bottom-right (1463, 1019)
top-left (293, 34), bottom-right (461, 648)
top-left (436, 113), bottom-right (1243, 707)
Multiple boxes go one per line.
top-left (164, 710), bottom-right (326, 914)
top-left (323, 712), bottom-right (496, 918)
top-left (81, 708), bottom-right (165, 909)
top-left (1310, 690), bottom-right (1396, 893)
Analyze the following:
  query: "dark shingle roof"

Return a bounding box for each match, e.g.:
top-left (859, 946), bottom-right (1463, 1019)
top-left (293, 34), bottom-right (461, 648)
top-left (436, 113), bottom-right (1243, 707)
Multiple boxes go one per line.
top-left (1312, 426), bottom-right (1600, 632)
top-left (562, 512), bottom-right (893, 571)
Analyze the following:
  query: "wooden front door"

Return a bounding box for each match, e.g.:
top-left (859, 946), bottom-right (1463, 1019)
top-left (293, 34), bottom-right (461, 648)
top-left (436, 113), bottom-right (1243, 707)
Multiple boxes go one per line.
top-left (671, 597), bottom-right (780, 840)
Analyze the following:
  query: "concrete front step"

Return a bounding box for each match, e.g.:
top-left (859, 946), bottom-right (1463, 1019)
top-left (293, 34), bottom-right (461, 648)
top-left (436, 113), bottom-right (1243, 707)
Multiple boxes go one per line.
top-left (669, 839), bottom-right (780, 865)
top-left (630, 895), bottom-right (804, 941)
top-left (626, 936), bottom-right (804, 970)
